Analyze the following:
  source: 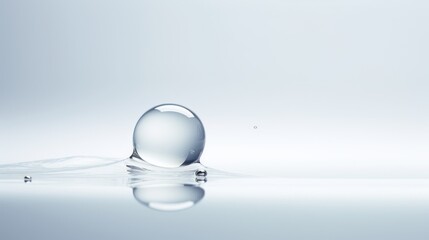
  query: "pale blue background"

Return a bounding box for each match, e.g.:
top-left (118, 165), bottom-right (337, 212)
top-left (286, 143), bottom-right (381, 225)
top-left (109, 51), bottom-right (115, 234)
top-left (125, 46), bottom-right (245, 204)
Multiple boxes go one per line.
top-left (0, 0), bottom-right (428, 177)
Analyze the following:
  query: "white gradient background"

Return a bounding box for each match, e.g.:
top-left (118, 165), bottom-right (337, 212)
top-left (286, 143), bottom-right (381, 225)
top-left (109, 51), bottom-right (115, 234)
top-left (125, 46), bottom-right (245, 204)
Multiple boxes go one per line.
top-left (0, 0), bottom-right (428, 177)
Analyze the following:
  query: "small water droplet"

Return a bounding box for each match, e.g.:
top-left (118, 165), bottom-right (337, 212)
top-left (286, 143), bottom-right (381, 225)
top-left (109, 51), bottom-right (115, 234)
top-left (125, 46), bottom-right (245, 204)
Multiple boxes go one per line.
top-left (253, 125), bottom-right (258, 129)
top-left (132, 104), bottom-right (205, 168)
top-left (195, 169), bottom-right (207, 177)
top-left (24, 176), bottom-right (32, 183)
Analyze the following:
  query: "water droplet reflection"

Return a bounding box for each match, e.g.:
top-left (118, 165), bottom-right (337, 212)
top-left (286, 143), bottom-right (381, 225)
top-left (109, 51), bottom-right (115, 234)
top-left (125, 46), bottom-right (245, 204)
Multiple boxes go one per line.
top-left (195, 176), bottom-right (207, 183)
top-left (132, 183), bottom-right (205, 211)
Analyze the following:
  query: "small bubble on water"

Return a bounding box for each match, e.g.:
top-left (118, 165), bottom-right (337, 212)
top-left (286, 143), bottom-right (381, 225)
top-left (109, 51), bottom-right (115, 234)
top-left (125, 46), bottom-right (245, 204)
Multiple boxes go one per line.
top-left (24, 176), bottom-right (32, 183)
top-left (195, 169), bottom-right (207, 177)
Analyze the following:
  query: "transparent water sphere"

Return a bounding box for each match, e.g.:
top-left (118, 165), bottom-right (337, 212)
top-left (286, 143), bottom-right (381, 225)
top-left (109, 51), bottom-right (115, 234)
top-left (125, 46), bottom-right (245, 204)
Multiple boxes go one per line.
top-left (132, 104), bottom-right (205, 168)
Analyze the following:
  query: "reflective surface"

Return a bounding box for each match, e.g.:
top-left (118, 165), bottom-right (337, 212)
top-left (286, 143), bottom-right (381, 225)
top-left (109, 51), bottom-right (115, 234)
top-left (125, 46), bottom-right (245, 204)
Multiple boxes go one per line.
top-left (1, 178), bottom-right (429, 240)
top-left (1, 157), bottom-right (429, 239)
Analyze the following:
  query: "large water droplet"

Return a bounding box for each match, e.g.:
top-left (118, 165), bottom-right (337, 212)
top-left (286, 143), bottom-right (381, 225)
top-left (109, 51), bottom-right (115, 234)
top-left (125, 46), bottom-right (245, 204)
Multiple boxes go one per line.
top-left (132, 104), bottom-right (205, 168)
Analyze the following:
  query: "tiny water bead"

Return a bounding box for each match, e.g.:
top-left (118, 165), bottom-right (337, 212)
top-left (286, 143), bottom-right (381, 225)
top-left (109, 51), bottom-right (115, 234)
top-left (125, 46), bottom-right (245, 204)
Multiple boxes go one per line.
top-left (132, 104), bottom-right (206, 168)
top-left (24, 176), bottom-right (32, 183)
top-left (195, 169), bottom-right (207, 183)
top-left (195, 169), bottom-right (207, 177)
